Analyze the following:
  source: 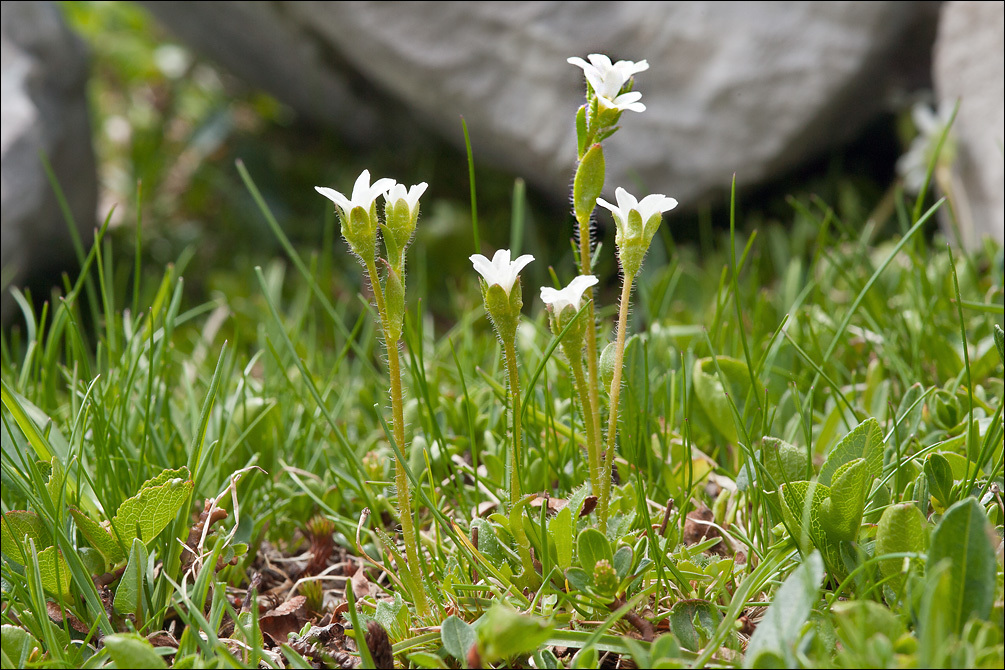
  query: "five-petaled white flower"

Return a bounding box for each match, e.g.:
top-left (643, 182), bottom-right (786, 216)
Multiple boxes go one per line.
top-left (597, 187), bottom-right (678, 229)
top-left (315, 169), bottom-right (395, 216)
top-left (470, 249), bottom-right (535, 295)
top-left (384, 181), bottom-right (428, 215)
top-left (567, 54), bottom-right (649, 113)
top-left (540, 275), bottom-right (599, 316)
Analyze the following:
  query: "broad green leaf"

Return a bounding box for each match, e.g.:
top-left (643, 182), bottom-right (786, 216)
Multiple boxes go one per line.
top-left (113, 538), bottom-right (148, 616)
top-left (612, 544), bottom-right (633, 580)
top-left (110, 476), bottom-right (193, 545)
top-left (69, 508), bottom-right (125, 565)
top-left (1, 625), bottom-right (39, 667)
top-left (102, 633), bottom-right (167, 669)
top-left (820, 458), bottom-right (869, 542)
top-left (532, 648), bottom-right (560, 669)
top-left (137, 466), bottom-right (191, 492)
top-left (819, 418), bottom-right (883, 485)
top-left (576, 527), bottom-right (612, 574)
top-left (927, 498), bottom-right (996, 633)
top-left (550, 507), bottom-right (573, 571)
top-left (476, 603), bottom-right (554, 664)
top-left (875, 503), bottom-right (927, 595)
top-left (779, 481), bottom-right (829, 555)
top-left (744, 551), bottom-right (824, 668)
top-left (924, 453), bottom-right (954, 507)
top-left (36, 545), bottom-right (72, 602)
top-left (762, 437), bottom-right (809, 486)
top-left (441, 615), bottom-right (476, 664)
top-left (408, 651), bottom-right (449, 668)
top-left (939, 452), bottom-right (971, 480)
top-left (692, 357), bottom-right (751, 443)
top-left (1, 511), bottom-right (51, 560)
top-left (669, 599), bottom-right (721, 652)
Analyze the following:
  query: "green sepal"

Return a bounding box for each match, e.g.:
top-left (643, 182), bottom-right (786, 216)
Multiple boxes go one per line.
top-left (575, 105), bottom-right (588, 158)
top-left (343, 205), bottom-right (376, 263)
top-left (384, 198), bottom-right (416, 256)
top-left (573, 144), bottom-right (605, 224)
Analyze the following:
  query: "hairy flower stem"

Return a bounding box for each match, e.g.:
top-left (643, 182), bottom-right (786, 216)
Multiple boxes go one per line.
top-left (568, 350), bottom-right (601, 495)
top-left (599, 273), bottom-right (636, 532)
top-left (503, 338), bottom-right (523, 507)
top-left (363, 260), bottom-right (427, 618)
top-left (576, 217), bottom-right (604, 494)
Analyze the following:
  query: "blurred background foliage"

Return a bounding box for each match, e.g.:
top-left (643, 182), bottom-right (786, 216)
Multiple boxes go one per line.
top-left (60, 1), bottom-right (920, 330)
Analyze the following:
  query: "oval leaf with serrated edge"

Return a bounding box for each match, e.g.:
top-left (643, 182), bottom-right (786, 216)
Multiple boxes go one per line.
top-left (819, 418), bottom-right (883, 486)
top-left (110, 477), bottom-right (193, 545)
top-left (138, 466), bottom-right (191, 492)
top-left (820, 458), bottom-right (869, 542)
top-left (744, 551), bottom-right (824, 668)
top-left (36, 545), bottom-right (72, 602)
top-left (669, 599), bottom-right (721, 652)
top-left (69, 509), bottom-right (125, 565)
top-left (927, 498), bottom-right (995, 633)
top-left (1, 511), bottom-right (51, 560)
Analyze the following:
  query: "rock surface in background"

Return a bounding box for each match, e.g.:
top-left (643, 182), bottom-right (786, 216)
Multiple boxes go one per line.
top-left (1, 0), bottom-right (96, 324)
top-left (933, 1), bottom-right (1005, 248)
top-left (140, 1), bottom-right (935, 205)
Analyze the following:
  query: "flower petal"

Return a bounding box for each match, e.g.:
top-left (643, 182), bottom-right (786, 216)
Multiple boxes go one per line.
top-left (315, 186), bottom-right (350, 212)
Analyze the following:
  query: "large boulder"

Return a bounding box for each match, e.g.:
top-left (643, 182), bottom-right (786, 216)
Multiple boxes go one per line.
top-left (140, 1), bottom-right (936, 206)
top-left (1, 0), bottom-right (96, 324)
top-left (933, 1), bottom-right (1004, 248)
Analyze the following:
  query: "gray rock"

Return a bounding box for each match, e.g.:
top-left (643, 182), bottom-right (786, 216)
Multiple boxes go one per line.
top-left (933, 1), bottom-right (1004, 249)
top-left (2, 0), bottom-right (96, 324)
top-left (143, 1), bottom-right (933, 206)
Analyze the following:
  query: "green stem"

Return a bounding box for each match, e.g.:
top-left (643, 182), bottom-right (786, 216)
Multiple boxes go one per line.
top-left (577, 215), bottom-right (604, 499)
top-left (364, 260), bottom-right (427, 618)
top-left (503, 337), bottom-right (523, 507)
top-left (568, 350), bottom-right (600, 495)
top-left (599, 273), bottom-right (635, 532)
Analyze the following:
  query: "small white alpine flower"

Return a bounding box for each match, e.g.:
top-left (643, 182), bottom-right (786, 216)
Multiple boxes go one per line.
top-left (540, 275), bottom-right (599, 317)
top-left (896, 100), bottom-right (956, 194)
top-left (568, 53), bottom-right (649, 113)
top-left (384, 181), bottom-right (428, 217)
top-left (315, 169), bottom-right (395, 217)
top-left (597, 187), bottom-right (678, 231)
top-left (470, 249), bottom-right (535, 296)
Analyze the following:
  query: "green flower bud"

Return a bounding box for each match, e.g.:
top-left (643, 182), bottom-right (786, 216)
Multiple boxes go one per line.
top-left (592, 558), bottom-right (619, 596)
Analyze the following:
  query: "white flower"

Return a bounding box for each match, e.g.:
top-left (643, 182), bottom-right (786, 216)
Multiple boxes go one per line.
top-left (596, 187), bottom-right (678, 229)
top-left (315, 169), bottom-right (395, 216)
top-left (470, 249), bottom-right (535, 295)
top-left (384, 181), bottom-right (428, 216)
top-left (540, 275), bottom-right (599, 316)
top-left (568, 53), bottom-right (649, 113)
top-left (896, 100), bottom-right (956, 194)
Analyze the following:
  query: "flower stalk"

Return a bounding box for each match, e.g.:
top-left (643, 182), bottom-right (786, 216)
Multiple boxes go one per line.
top-left (471, 250), bottom-right (534, 507)
top-left (316, 172), bottom-right (429, 617)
